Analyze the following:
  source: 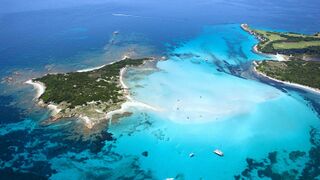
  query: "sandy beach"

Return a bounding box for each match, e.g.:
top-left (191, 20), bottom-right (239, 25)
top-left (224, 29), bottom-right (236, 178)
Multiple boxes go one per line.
top-left (25, 79), bottom-right (61, 115)
top-left (25, 79), bottom-right (45, 98)
top-left (77, 55), bottom-right (132, 73)
top-left (253, 62), bottom-right (320, 94)
top-left (77, 64), bottom-right (106, 73)
top-left (105, 66), bottom-right (159, 122)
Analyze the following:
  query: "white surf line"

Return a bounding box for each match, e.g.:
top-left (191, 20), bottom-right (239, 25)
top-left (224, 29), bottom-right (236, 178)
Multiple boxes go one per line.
top-left (112, 13), bottom-right (145, 18)
top-left (253, 62), bottom-right (320, 94)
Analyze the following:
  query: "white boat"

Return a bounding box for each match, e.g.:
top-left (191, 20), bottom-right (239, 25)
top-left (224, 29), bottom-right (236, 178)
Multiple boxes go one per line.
top-left (189, 153), bottom-right (195, 157)
top-left (213, 149), bottom-right (224, 156)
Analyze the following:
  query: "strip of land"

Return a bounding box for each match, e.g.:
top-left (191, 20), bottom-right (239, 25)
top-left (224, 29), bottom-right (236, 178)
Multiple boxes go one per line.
top-left (241, 24), bottom-right (320, 59)
top-left (26, 57), bottom-right (154, 128)
top-left (241, 24), bottom-right (320, 93)
top-left (253, 61), bottom-right (320, 93)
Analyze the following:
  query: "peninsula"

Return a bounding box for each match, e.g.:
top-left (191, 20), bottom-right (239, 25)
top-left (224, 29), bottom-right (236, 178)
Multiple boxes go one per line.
top-left (27, 57), bottom-right (153, 128)
top-left (241, 24), bottom-right (320, 92)
top-left (241, 24), bottom-right (320, 58)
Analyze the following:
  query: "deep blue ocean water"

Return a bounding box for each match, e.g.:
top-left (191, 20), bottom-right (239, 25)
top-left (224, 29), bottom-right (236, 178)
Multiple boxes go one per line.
top-left (0, 0), bottom-right (320, 179)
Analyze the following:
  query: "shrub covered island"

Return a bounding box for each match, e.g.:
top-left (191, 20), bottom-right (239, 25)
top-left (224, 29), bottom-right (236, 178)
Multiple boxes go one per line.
top-left (32, 58), bottom-right (152, 127)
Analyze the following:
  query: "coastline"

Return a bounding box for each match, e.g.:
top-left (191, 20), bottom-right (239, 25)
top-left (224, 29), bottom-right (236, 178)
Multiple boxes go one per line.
top-left (252, 61), bottom-right (320, 94)
top-left (25, 79), bottom-right (45, 98)
top-left (105, 65), bottom-right (159, 123)
top-left (76, 55), bottom-right (130, 73)
top-left (241, 24), bottom-right (289, 62)
top-left (25, 79), bottom-right (62, 115)
top-left (77, 64), bottom-right (106, 73)
top-left (241, 24), bottom-right (319, 94)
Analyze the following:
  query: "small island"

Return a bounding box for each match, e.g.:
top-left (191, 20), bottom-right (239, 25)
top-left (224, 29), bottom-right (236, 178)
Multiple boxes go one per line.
top-left (241, 24), bottom-right (320, 92)
top-left (26, 57), bottom-right (153, 128)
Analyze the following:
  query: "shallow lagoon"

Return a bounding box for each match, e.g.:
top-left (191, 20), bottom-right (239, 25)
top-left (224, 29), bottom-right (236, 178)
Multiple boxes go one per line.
top-left (107, 24), bottom-right (320, 179)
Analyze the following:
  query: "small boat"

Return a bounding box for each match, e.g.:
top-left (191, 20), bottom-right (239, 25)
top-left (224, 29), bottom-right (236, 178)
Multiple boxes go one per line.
top-left (189, 153), bottom-right (195, 158)
top-left (213, 149), bottom-right (224, 156)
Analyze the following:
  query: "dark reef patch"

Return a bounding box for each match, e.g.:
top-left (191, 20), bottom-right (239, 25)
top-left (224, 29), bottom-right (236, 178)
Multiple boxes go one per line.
top-left (0, 168), bottom-right (48, 180)
top-left (289, 151), bottom-right (306, 162)
top-left (142, 151), bottom-right (149, 157)
top-left (235, 127), bottom-right (320, 179)
top-left (300, 128), bottom-right (320, 179)
top-left (0, 118), bottom-right (118, 178)
top-left (0, 95), bottom-right (25, 124)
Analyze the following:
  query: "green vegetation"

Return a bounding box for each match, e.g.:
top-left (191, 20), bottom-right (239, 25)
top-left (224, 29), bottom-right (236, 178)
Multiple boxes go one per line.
top-left (273, 41), bottom-right (320, 50)
top-left (35, 58), bottom-right (150, 109)
top-left (256, 60), bottom-right (320, 89)
top-left (250, 28), bottom-right (320, 56)
top-left (243, 24), bottom-right (320, 90)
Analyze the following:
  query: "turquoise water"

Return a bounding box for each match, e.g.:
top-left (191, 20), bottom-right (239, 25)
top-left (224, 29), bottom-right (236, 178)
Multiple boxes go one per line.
top-left (100, 24), bottom-right (319, 179)
top-left (1, 1), bottom-right (320, 178)
top-left (44, 24), bottom-right (320, 179)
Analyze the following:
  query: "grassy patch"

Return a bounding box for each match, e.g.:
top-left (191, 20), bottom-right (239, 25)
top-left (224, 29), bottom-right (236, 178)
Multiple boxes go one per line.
top-left (249, 27), bottom-right (320, 56)
top-left (273, 41), bottom-right (320, 49)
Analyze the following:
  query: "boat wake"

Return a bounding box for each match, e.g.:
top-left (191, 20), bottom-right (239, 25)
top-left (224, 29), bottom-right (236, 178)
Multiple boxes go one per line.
top-left (112, 13), bottom-right (147, 18)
